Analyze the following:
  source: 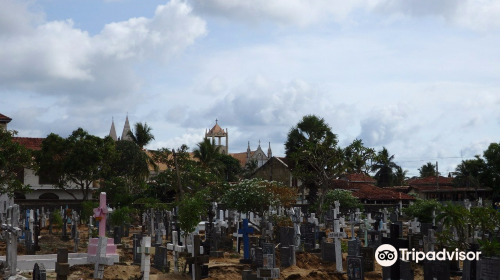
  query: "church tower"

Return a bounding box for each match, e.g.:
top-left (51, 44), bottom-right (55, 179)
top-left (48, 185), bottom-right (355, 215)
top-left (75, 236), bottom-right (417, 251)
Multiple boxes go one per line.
top-left (268, 142), bottom-right (272, 158)
top-left (109, 117), bottom-right (117, 141)
top-left (121, 115), bottom-right (132, 141)
top-left (205, 119), bottom-right (228, 154)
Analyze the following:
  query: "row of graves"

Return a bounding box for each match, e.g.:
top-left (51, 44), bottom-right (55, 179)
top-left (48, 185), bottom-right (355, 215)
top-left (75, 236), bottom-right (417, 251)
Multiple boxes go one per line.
top-left (2, 193), bottom-right (497, 280)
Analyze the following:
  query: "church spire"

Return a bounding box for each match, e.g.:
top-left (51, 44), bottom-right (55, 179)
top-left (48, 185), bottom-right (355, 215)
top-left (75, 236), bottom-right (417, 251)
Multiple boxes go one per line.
top-left (268, 142), bottom-right (272, 158)
top-left (121, 114), bottom-right (132, 141)
top-left (109, 117), bottom-right (117, 141)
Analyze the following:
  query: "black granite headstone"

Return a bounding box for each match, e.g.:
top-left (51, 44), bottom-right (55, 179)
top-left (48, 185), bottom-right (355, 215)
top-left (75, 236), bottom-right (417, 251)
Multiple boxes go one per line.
top-left (321, 241), bottom-right (335, 262)
top-left (132, 234), bottom-right (143, 264)
top-left (400, 260), bottom-right (414, 280)
top-left (33, 262), bottom-right (47, 280)
top-left (348, 239), bottom-right (361, 256)
top-left (476, 257), bottom-right (500, 280)
top-left (347, 256), bottom-right (364, 280)
top-left (361, 247), bottom-right (374, 272)
top-left (424, 260), bottom-right (450, 280)
top-left (262, 243), bottom-right (276, 268)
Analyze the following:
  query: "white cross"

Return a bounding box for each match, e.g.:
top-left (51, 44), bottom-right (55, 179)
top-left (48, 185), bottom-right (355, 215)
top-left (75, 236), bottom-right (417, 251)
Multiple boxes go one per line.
top-left (410, 218), bottom-right (420, 234)
top-left (87, 236), bottom-right (115, 279)
top-left (187, 233), bottom-right (204, 255)
top-left (137, 236), bottom-right (155, 280)
top-left (329, 219), bottom-right (346, 273)
top-left (167, 231), bottom-right (185, 272)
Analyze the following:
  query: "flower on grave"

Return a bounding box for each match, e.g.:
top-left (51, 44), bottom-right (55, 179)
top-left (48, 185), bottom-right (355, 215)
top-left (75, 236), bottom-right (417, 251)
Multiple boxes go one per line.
top-left (95, 216), bottom-right (102, 222)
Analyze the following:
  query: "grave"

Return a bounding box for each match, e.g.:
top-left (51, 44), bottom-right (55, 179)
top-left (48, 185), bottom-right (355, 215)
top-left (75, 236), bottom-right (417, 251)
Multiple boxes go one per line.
top-left (280, 246), bottom-right (295, 268)
top-left (33, 263), bottom-right (46, 280)
top-left (381, 223), bottom-right (408, 280)
top-left (133, 234), bottom-right (144, 264)
top-left (186, 234), bottom-right (210, 280)
top-left (239, 219), bottom-right (254, 264)
top-left (166, 230), bottom-right (185, 273)
top-left (321, 241), bottom-right (335, 262)
top-left (346, 256), bottom-right (364, 280)
top-left (153, 246), bottom-right (170, 272)
top-left (462, 243), bottom-right (479, 280)
top-left (424, 260), bottom-right (450, 280)
top-left (1, 204), bottom-right (21, 277)
top-left (475, 257), bottom-right (500, 280)
top-left (262, 243), bottom-right (276, 268)
top-left (55, 248), bottom-right (70, 280)
top-left (137, 236), bottom-right (155, 280)
top-left (87, 237), bottom-right (115, 279)
top-left (360, 247), bottom-right (374, 272)
top-left (87, 193), bottom-right (119, 263)
top-left (401, 260), bottom-right (414, 280)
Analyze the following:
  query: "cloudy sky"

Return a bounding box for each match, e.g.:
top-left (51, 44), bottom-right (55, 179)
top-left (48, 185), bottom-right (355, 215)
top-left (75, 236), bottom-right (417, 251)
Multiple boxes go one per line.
top-left (2, 0), bottom-right (500, 177)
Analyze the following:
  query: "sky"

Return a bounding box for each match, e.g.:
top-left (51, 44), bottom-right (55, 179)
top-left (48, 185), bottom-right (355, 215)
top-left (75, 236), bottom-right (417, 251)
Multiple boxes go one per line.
top-left (2, 0), bottom-right (500, 178)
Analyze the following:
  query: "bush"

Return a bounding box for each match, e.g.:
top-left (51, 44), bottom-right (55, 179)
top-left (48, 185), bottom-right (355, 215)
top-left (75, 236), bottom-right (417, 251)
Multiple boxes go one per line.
top-left (403, 199), bottom-right (440, 223)
top-left (82, 201), bottom-right (98, 222)
top-left (314, 189), bottom-right (363, 213)
top-left (110, 207), bottom-right (133, 226)
top-left (51, 211), bottom-right (63, 232)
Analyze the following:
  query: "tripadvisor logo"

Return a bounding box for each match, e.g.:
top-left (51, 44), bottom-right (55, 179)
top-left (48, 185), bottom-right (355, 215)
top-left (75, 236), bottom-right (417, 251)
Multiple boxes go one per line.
top-left (375, 244), bottom-right (482, 266)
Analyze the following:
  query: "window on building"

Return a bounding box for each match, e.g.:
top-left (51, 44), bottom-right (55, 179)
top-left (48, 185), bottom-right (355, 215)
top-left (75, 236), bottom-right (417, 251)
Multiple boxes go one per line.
top-left (39, 193), bottom-right (59, 200)
top-left (38, 171), bottom-right (59, 185)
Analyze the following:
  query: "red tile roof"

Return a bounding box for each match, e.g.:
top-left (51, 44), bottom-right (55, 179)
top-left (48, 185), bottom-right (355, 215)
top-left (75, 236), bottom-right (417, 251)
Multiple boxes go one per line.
top-left (407, 176), bottom-right (454, 186)
top-left (337, 182), bottom-right (415, 201)
top-left (343, 173), bottom-right (376, 183)
top-left (12, 137), bottom-right (44, 150)
top-left (0, 113), bottom-right (12, 122)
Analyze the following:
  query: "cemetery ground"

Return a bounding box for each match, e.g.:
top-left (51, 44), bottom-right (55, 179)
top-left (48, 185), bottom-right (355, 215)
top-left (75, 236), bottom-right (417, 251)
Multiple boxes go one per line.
top-left (2, 225), bottom-right (463, 280)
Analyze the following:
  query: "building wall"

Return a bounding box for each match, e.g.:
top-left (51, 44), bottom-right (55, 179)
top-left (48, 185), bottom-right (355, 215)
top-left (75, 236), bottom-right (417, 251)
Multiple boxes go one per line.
top-left (252, 158), bottom-right (292, 187)
top-left (23, 169), bottom-right (92, 200)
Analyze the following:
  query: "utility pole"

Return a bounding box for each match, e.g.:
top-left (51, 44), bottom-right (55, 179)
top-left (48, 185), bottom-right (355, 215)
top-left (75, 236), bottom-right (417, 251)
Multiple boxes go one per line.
top-left (172, 149), bottom-right (183, 202)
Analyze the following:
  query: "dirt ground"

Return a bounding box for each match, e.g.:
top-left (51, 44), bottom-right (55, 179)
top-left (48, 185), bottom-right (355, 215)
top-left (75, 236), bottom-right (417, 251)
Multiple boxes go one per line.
top-left (2, 225), bottom-right (463, 280)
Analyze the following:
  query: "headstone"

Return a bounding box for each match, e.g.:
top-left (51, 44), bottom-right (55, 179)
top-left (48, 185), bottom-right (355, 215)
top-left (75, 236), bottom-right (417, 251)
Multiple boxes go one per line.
top-left (361, 247), bottom-right (374, 272)
top-left (113, 226), bottom-right (122, 245)
top-left (137, 236), bottom-right (155, 280)
top-left (33, 262), bottom-right (47, 280)
top-left (279, 226), bottom-right (295, 248)
top-left (242, 270), bottom-right (259, 280)
top-left (475, 257), bottom-right (500, 280)
top-left (280, 246), bottom-right (295, 268)
top-left (262, 243), bottom-right (276, 268)
top-left (1, 204), bottom-right (21, 276)
top-left (321, 241), bottom-right (336, 262)
top-left (239, 219), bottom-right (254, 263)
top-left (153, 246), bottom-right (169, 271)
top-left (55, 248), bottom-right (70, 280)
top-left (410, 233), bottom-right (424, 252)
top-left (424, 260), bottom-right (450, 280)
top-left (348, 239), bottom-right (361, 256)
top-left (251, 247), bottom-right (264, 268)
top-left (346, 256), bottom-right (364, 280)
top-left (166, 230), bottom-right (185, 273)
top-left (186, 234), bottom-right (210, 280)
top-left (462, 243), bottom-right (479, 280)
top-left (133, 234), bottom-right (144, 264)
top-left (401, 260), bottom-right (414, 280)
top-left (74, 231), bottom-right (80, 253)
top-left (382, 223), bottom-right (408, 280)
top-left (87, 236), bottom-right (115, 279)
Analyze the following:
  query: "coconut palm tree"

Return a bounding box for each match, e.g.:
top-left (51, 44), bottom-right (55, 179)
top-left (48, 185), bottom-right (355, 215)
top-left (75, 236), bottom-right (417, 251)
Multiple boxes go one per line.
top-left (393, 166), bottom-right (409, 186)
top-left (371, 147), bottom-right (398, 187)
top-left (127, 122), bottom-right (155, 150)
top-left (193, 138), bottom-right (224, 176)
top-left (418, 162), bottom-right (438, 178)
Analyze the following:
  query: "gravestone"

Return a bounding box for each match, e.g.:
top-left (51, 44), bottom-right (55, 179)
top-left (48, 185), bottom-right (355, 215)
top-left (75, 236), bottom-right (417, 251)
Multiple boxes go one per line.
top-left (401, 260), bottom-right (414, 280)
top-left (87, 236), bottom-right (115, 279)
top-left (1, 205), bottom-right (21, 277)
top-left (361, 247), bottom-right (374, 272)
top-left (393, 221), bottom-right (403, 237)
top-left (251, 247), bottom-right (264, 268)
top-left (382, 223), bottom-right (408, 280)
top-left (55, 248), bottom-right (70, 280)
top-left (74, 231), bottom-right (80, 253)
top-left (186, 234), bottom-right (210, 280)
top-left (33, 262), bottom-right (47, 280)
top-left (462, 243), bottom-right (479, 280)
top-left (348, 239), bottom-right (361, 256)
top-left (166, 230), bottom-right (185, 272)
top-left (137, 236), bottom-right (155, 280)
top-left (321, 241), bottom-right (335, 262)
top-left (424, 260), bottom-right (450, 280)
top-left (153, 246), bottom-right (170, 272)
top-left (113, 226), bottom-right (122, 245)
top-left (346, 256), bottom-right (364, 280)
top-left (279, 227), bottom-right (295, 248)
top-left (410, 233), bottom-right (424, 252)
top-left (367, 230), bottom-right (382, 248)
top-left (262, 243), bottom-right (276, 268)
top-left (239, 219), bottom-right (254, 264)
top-left (242, 270), bottom-right (259, 280)
top-left (475, 257), bottom-right (500, 280)
top-left (280, 246), bottom-right (295, 267)
top-left (133, 234), bottom-right (144, 264)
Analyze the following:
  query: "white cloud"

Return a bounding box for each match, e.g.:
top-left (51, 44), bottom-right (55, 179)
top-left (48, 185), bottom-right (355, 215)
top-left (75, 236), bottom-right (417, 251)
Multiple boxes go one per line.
top-left (0, 0), bottom-right (207, 114)
top-left (190, 0), bottom-right (500, 30)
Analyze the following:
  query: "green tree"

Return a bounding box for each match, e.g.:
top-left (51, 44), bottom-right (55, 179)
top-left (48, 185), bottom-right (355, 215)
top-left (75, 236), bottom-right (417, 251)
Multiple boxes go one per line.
top-left (418, 162), bottom-right (438, 177)
top-left (242, 159), bottom-right (258, 179)
top-left (320, 189), bottom-right (362, 213)
top-left (0, 129), bottom-right (33, 196)
top-left (193, 138), bottom-right (224, 175)
top-left (371, 147), bottom-right (398, 187)
top-left (215, 153), bottom-right (242, 182)
top-left (453, 156), bottom-right (486, 188)
top-left (178, 191), bottom-right (209, 234)
top-left (35, 128), bottom-right (117, 201)
top-left (110, 140), bottom-right (150, 194)
top-left (343, 139), bottom-right (375, 174)
top-left (127, 122), bottom-right (155, 150)
top-left (393, 166), bottom-right (409, 186)
top-left (436, 202), bottom-right (469, 250)
top-left (403, 199), bottom-right (440, 223)
top-left (483, 143), bottom-right (500, 192)
top-left (285, 115), bottom-right (342, 213)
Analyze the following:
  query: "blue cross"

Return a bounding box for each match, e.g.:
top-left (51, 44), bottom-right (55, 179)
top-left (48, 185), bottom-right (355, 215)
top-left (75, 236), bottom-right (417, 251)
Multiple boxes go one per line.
top-left (238, 219), bottom-right (254, 259)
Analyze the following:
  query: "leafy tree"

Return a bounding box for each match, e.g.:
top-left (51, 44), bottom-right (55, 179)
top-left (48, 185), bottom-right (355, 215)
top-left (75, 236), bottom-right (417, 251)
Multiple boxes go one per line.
top-left (215, 153), bottom-right (242, 182)
top-left (483, 143), bottom-right (500, 192)
top-left (418, 162), bottom-right (438, 177)
top-left (222, 179), bottom-right (297, 218)
top-left (127, 122), bottom-right (155, 150)
top-left (242, 159), bottom-right (258, 179)
top-left (319, 189), bottom-right (362, 213)
top-left (403, 199), bottom-right (440, 223)
top-left (35, 128), bottom-right (117, 201)
top-left (110, 207), bottom-right (133, 226)
top-left (193, 138), bottom-right (224, 177)
top-left (110, 140), bottom-right (150, 194)
top-left (342, 139), bottom-right (375, 174)
top-left (177, 191), bottom-right (208, 235)
top-left (0, 129), bottom-right (33, 197)
top-left (393, 166), bottom-right (409, 186)
top-left (453, 156), bottom-right (487, 188)
top-left (82, 201), bottom-right (98, 222)
top-left (436, 202), bottom-right (470, 250)
top-left (285, 115), bottom-right (343, 213)
top-left (371, 147), bottom-right (398, 187)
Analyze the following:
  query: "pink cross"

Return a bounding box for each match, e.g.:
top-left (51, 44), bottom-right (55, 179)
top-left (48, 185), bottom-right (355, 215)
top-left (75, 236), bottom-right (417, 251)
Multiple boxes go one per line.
top-left (93, 193), bottom-right (108, 237)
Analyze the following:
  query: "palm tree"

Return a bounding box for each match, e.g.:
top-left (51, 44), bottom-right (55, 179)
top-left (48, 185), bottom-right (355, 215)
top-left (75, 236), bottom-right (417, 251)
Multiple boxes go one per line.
top-left (127, 122), bottom-right (155, 150)
top-left (393, 166), bottom-right (408, 186)
top-left (243, 159), bottom-right (258, 179)
top-left (193, 138), bottom-right (224, 176)
top-left (371, 147), bottom-right (398, 187)
top-left (418, 162), bottom-right (438, 178)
